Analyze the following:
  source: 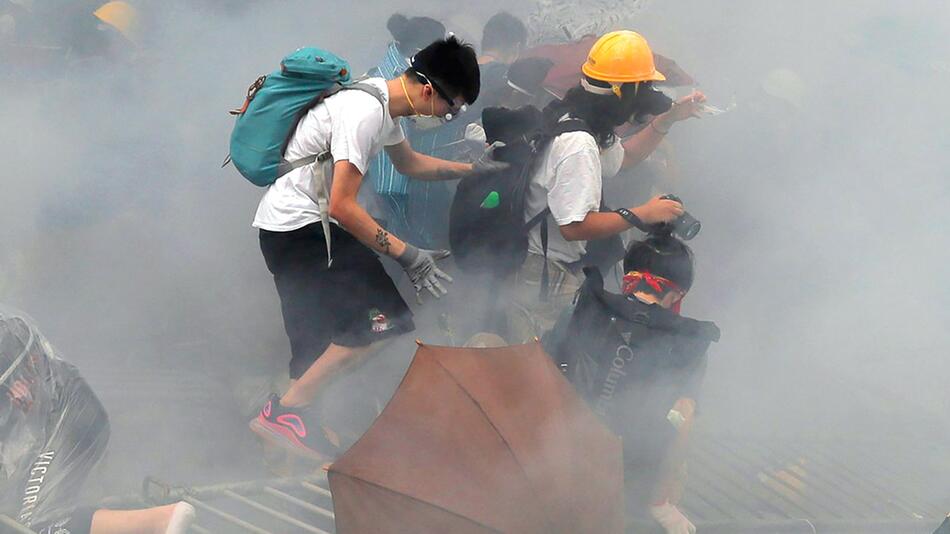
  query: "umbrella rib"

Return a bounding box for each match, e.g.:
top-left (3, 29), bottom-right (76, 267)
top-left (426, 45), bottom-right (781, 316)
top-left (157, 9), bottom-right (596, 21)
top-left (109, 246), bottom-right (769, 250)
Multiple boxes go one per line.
top-left (432, 357), bottom-right (557, 532)
top-left (331, 472), bottom-right (506, 533)
top-left (433, 359), bottom-right (530, 476)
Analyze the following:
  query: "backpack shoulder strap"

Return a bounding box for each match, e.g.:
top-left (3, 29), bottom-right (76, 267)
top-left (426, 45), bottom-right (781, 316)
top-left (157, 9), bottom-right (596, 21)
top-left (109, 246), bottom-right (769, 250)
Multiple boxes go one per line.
top-left (342, 81), bottom-right (386, 107)
top-left (549, 117), bottom-right (593, 137)
top-left (277, 81), bottom-right (387, 176)
top-left (529, 117), bottom-right (594, 300)
top-left (544, 117), bottom-right (593, 140)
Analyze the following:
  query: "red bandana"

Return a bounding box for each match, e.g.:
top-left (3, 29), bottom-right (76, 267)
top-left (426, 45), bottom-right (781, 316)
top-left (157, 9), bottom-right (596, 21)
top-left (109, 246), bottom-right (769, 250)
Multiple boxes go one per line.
top-left (622, 270), bottom-right (684, 314)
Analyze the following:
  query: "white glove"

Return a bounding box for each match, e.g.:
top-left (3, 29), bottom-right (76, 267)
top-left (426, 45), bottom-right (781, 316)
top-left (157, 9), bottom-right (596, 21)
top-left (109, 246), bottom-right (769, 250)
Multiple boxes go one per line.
top-left (464, 122), bottom-right (487, 144)
top-left (471, 142), bottom-right (510, 176)
top-left (650, 502), bottom-right (696, 534)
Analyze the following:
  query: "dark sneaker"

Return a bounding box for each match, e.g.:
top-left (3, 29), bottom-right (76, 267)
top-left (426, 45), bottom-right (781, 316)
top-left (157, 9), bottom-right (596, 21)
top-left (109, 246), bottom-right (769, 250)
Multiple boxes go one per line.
top-left (249, 394), bottom-right (338, 462)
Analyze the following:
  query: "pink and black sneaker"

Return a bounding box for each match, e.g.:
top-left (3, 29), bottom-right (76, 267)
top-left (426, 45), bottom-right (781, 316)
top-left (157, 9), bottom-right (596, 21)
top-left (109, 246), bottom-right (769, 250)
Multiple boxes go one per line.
top-left (249, 394), bottom-right (338, 462)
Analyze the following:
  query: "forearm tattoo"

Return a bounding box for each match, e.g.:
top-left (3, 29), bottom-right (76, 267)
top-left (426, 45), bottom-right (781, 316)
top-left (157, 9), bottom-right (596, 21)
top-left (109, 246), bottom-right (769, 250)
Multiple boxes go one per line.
top-left (375, 228), bottom-right (392, 254)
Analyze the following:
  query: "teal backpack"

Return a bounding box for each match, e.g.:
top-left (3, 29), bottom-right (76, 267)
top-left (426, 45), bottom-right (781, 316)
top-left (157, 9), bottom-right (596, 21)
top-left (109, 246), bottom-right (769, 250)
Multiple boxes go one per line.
top-left (226, 47), bottom-right (383, 187)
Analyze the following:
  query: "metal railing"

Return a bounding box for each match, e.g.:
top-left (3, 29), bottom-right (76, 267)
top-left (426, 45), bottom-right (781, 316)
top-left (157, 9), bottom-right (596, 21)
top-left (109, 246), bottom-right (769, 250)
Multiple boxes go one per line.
top-left (2, 435), bottom-right (943, 533)
top-left (137, 473), bottom-right (336, 534)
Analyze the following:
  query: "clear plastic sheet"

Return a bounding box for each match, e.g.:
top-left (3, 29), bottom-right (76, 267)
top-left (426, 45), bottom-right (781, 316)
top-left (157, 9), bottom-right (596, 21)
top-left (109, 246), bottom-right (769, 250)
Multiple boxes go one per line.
top-left (0, 306), bottom-right (109, 529)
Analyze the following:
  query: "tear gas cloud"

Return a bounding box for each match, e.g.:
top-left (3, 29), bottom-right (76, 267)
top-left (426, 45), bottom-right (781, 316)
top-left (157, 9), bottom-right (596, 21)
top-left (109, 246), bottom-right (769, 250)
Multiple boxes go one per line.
top-left (1, 0), bottom-right (948, 506)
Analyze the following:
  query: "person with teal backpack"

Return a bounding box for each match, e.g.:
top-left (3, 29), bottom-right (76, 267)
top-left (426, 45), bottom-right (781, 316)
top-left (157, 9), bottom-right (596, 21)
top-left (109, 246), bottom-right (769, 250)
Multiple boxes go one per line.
top-left (227, 37), bottom-right (501, 461)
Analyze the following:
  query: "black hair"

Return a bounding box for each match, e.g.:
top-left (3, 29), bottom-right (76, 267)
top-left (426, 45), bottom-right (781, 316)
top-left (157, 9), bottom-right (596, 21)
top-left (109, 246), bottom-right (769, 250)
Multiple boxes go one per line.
top-left (481, 12), bottom-right (527, 55)
top-left (477, 57), bottom-right (554, 110)
top-left (628, 83), bottom-right (675, 123)
top-left (541, 83), bottom-right (626, 148)
top-left (623, 232), bottom-right (694, 292)
top-left (482, 106), bottom-right (543, 145)
top-left (506, 57), bottom-right (554, 97)
top-left (408, 36), bottom-right (481, 104)
top-left (386, 13), bottom-right (446, 56)
top-left (542, 78), bottom-right (673, 148)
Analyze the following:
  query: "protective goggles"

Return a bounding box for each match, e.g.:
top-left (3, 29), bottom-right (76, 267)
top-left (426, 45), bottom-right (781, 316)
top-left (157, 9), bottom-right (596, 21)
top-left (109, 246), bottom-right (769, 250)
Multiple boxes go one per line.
top-left (414, 71), bottom-right (467, 120)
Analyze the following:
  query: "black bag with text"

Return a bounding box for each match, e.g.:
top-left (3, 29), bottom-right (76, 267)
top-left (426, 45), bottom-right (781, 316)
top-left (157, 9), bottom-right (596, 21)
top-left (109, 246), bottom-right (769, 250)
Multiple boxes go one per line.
top-left (550, 268), bottom-right (720, 422)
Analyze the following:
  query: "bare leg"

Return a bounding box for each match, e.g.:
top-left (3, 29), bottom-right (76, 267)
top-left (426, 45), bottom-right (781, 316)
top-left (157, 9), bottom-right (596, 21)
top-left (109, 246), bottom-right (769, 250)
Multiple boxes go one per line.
top-left (280, 341), bottom-right (384, 408)
top-left (90, 502), bottom-right (194, 534)
top-left (651, 397), bottom-right (696, 505)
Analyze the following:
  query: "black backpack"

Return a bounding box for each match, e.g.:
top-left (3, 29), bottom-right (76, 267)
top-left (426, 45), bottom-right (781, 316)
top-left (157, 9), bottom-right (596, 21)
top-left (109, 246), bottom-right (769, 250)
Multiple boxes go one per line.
top-left (547, 267), bottom-right (720, 421)
top-left (449, 107), bottom-right (593, 276)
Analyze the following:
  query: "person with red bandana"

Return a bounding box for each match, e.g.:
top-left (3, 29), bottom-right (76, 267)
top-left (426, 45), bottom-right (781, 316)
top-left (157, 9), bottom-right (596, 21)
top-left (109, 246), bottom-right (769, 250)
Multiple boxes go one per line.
top-left (549, 231), bottom-right (719, 534)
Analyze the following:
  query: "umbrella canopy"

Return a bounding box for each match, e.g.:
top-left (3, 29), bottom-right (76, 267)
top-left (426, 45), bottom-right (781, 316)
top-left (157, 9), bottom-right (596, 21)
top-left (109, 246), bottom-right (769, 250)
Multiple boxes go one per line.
top-left (328, 342), bottom-right (623, 534)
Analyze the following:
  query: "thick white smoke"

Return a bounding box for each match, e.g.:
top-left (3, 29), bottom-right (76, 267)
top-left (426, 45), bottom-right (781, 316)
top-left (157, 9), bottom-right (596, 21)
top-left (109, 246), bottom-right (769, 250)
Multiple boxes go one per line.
top-left (1, 0), bottom-right (947, 515)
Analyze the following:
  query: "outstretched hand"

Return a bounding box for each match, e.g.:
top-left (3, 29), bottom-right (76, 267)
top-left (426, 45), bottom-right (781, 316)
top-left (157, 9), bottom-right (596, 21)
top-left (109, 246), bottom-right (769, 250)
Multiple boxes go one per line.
top-left (396, 245), bottom-right (454, 301)
top-left (471, 142), bottom-right (510, 176)
top-left (664, 90), bottom-right (708, 123)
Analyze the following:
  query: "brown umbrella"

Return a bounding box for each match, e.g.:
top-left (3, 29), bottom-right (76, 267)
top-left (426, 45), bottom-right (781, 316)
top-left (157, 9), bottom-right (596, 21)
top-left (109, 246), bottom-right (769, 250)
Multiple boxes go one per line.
top-left (328, 342), bottom-right (624, 534)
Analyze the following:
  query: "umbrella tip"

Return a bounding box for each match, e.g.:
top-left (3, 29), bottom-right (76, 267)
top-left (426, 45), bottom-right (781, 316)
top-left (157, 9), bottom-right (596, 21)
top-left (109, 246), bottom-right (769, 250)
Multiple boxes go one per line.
top-left (415, 338), bottom-right (424, 346)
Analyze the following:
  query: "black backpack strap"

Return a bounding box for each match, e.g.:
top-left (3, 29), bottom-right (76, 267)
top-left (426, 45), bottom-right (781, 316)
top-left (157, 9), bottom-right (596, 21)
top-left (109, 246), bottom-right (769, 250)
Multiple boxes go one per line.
top-left (525, 207), bottom-right (550, 231)
top-left (532, 118), bottom-right (593, 301)
top-left (550, 117), bottom-right (592, 136)
top-left (540, 216), bottom-right (550, 301)
top-left (521, 206), bottom-right (553, 301)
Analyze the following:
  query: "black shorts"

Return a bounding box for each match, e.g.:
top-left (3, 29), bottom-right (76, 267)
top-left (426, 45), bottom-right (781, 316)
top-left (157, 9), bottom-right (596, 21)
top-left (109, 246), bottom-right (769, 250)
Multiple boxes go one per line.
top-left (260, 223), bottom-right (414, 379)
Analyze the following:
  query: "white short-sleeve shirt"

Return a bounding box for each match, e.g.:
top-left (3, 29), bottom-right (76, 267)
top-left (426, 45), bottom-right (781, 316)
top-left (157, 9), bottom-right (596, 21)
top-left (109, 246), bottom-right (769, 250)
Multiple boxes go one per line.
top-left (524, 128), bottom-right (625, 263)
top-left (253, 78), bottom-right (405, 232)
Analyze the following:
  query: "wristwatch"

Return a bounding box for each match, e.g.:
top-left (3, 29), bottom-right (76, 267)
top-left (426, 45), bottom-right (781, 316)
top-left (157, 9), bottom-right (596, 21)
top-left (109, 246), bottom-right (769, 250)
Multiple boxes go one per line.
top-left (615, 208), bottom-right (647, 230)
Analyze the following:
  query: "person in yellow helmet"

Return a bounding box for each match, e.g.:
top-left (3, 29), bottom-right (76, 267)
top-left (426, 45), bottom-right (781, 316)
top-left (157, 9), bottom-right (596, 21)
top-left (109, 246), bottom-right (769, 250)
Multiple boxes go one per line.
top-left (504, 33), bottom-right (708, 533)
top-left (93, 0), bottom-right (139, 46)
top-left (504, 30), bottom-right (705, 342)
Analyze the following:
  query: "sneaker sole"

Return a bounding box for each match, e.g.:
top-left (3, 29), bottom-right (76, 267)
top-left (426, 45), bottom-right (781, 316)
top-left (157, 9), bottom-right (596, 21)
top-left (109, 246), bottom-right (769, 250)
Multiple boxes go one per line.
top-left (249, 417), bottom-right (332, 463)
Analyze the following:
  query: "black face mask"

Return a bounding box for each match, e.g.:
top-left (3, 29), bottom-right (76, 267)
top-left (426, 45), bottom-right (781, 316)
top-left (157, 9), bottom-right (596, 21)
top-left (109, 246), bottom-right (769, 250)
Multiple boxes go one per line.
top-left (623, 83), bottom-right (673, 124)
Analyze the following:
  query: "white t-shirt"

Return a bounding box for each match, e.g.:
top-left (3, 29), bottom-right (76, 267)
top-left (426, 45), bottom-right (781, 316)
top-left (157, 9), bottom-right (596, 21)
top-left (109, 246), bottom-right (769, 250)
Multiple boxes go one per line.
top-left (524, 130), bottom-right (625, 263)
top-left (253, 78), bottom-right (406, 232)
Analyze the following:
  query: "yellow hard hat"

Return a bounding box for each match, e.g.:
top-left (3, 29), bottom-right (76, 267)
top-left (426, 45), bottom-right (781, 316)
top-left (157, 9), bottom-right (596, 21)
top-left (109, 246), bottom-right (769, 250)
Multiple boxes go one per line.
top-left (582, 30), bottom-right (665, 87)
top-left (93, 1), bottom-right (140, 44)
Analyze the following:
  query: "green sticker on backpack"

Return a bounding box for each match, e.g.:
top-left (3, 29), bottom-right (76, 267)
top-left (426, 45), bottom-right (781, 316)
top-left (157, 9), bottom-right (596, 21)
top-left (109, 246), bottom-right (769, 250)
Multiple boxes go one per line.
top-left (480, 191), bottom-right (500, 209)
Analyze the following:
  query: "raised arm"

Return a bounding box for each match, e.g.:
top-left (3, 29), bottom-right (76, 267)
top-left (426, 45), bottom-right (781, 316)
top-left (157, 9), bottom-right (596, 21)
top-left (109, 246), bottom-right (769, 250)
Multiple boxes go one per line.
top-left (621, 90), bottom-right (706, 170)
top-left (384, 139), bottom-right (473, 181)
